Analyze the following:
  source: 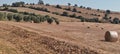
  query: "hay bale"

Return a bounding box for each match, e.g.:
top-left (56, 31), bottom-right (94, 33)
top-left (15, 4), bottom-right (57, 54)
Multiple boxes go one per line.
top-left (105, 31), bottom-right (118, 42)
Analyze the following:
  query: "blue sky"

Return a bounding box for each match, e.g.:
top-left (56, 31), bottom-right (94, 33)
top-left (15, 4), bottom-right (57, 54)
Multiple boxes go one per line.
top-left (0, 0), bottom-right (120, 12)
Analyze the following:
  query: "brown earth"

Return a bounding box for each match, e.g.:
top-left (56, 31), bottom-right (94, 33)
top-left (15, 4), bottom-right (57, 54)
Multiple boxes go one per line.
top-left (0, 21), bottom-right (120, 54)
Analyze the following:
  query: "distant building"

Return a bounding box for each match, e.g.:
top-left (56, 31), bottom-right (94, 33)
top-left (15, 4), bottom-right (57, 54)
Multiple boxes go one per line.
top-left (38, 0), bottom-right (44, 5)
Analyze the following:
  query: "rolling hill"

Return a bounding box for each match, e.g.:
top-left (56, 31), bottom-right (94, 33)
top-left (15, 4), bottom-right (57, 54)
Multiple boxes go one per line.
top-left (0, 3), bottom-right (120, 54)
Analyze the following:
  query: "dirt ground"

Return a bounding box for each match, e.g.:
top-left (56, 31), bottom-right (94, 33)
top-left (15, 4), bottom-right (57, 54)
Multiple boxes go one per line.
top-left (0, 21), bottom-right (120, 54)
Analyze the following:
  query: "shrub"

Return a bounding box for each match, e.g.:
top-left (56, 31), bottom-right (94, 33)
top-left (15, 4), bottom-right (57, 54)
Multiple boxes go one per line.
top-left (52, 17), bottom-right (60, 25)
top-left (74, 4), bottom-right (78, 7)
top-left (52, 12), bottom-right (60, 15)
top-left (12, 1), bottom-right (25, 7)
top-left (13, 14), bottom-right (23, 22)
top-left (86, 7), bottom-right (91, 10)
top-left (47, 18), bottom-right (53, 24)
top-left (0, 13), bottom-right (5, 20)
top-left (68, 3), bottom-right (71, 6)
top-left (8, 9), bottom-right (18, 13)
top-left (23, 15), bottom-right (30, 22)
top-left (7, 13), bottom-right (13, 21)
top-left (69, 13), bottom-right (76, 18)
top-left (72, 8), bottom-right (77, 12)
top-left (61, 11), bottom-right (68, 16)
top-left (106, 10), bottom-right (111, 14)
top-left (46, 3), bottom-right (50, 6)
top-left (65, 7), bottom-right (71, 11)
top-left (113, 17), bottom-right (119, 24)
top-left (38, 0), bottom-right (44, 5)
top-left (56, 5), bottom-right (62, 9)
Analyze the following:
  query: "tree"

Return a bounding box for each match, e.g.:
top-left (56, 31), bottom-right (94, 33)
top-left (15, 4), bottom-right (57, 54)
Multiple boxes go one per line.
top-left (46, 3), bottom-right (50, 6)
top-left (72, 8), bottom-right (77, 12)
top-left (69, 13), bottom-right (76, 18)
top-left (56, 5), bottom-right (62, 9)
top-left (106, 10), bottom-right (111, 14)
top-left (74, 4), bottom-right (78, 7)
top-left (65, 7), bottom-right (71, 11)
top-left (38, 0), bottom-right (44, 5)
top-left (0, 13), bottom-right (5, 20)
top-left (3, 4), bottom-right (9, 7)
top-left (80, 6), bottom-right (83, 8)
top-left (13, 14), bottom-right (23, 22)
top-left (52, 17), bottom-right (60, 25)
top-left (68, 3), bottom-right (71, 6)
top-left (113, 17), bottom-right (119, 24)
top-left (61, 11), bottom-right (68, 16)
top-left (47, 18), bottom-right (53, 24)
top-left (12, 1), bottom-right (25, 7)
top-left (7, 13), bottom-right (13, 21)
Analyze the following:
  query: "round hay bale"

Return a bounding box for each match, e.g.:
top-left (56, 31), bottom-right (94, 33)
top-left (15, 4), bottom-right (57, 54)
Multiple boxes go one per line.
top-left (105, 31), bottom-right (118, 42)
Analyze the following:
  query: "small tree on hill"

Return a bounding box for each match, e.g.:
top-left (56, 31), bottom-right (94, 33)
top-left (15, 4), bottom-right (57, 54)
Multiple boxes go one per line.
top-left (74, 4), bottom-right (78, 7)
top-left (47, 18), bottom-right (53, 24)
top-left (7, 13), bottom-right (13, 21)
top-left (61, 11), bottom-right (68, 16)
top-left (113, 17), bottom-right (119, 24)
top-left (38, 0), bottom-right (44, 5)
top-left (68, 3), bottom-right (71, 6)
top-left (56, 5), bottom-right (62, 9)
top-left (72, 8), bottom-right (77, 12)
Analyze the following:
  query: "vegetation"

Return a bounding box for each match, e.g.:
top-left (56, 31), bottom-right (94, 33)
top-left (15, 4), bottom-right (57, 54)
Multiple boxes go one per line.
top-left (38, 0), bottom-right (44, 5)
top-left (56, 5), bottom-right (62, 9)
top-left (61, 11), bottom-right (68, 16)
top-left (12, 1), bottom-right (25, 7)
top-left (28, 6), bottom-right (50, 12)
top-left (72, 8), bottom-right (77, 12)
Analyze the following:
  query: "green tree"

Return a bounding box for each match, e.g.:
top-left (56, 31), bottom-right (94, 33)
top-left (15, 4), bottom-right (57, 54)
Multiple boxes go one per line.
top-left (72, 8), bottom-right (77, 12)
top-left (7, 13), bottom-right (13, 21)
top-left (13, 14), bottom-right (23, 22)
top-left (47, 18), bottom-right (53, 24)
top-left (68, 3), bottom-right (71, 6)
top-left (0, 13), bottom-right (5, 20)
top-left (61, 11), bottom-right (68, 16)
top-left (113, 17), bottom-right (119, 24)
top-left (38, 0), bottom-right (44, 5)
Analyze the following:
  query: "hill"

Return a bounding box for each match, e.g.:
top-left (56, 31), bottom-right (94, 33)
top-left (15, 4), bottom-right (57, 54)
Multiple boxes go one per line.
top-left (0, 2), bottom-right (120, 54)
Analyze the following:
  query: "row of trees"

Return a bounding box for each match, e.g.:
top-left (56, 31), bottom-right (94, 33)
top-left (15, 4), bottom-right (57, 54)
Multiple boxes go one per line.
top-left (28, 6), bottom-right (50, 13)
top-left (0, 12), bottom-right (59, 24)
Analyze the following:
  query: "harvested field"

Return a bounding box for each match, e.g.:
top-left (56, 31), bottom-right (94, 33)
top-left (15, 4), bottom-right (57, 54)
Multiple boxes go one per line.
top-left (0, 21), bottom-right (120, 54)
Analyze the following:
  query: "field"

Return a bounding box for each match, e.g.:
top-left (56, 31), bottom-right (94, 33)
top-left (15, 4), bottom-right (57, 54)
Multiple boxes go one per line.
top-left (0, 21), bottom-right (120, 54)
top-left (0, 2), bottom-right (120, 54)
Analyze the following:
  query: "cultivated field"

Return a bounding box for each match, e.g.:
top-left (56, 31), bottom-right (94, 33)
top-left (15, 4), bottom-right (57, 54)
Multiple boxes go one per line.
top-left (0, 21), bottom-right (120, 54)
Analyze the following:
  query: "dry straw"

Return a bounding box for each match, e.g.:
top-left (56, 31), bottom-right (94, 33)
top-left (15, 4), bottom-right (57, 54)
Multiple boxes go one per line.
top-left (105, 31), bottom-right (118, 42)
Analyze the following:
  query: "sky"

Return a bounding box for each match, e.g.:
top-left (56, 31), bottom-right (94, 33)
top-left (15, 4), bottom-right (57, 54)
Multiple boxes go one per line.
top-left (0, 0), bottom-right (120, 12)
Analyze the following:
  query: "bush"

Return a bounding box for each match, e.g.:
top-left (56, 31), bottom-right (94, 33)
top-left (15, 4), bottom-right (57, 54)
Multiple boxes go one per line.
top-left (47, 18), bottom-right (53, 24)
top-left (65, 7), bottom-right (71, 11)
top-left (8, 9), bottom-right (18, 13)
top-left (113, 17), bottom-right (119, 24)
top-left (46, 3), bottom-right (50, 6)
top-left (52, 17), bottom-right (60, 25)
top-left (56, 5), bottom-right (62, 9)
top-left (69, 13), bottom-right (76, 18)
top-left (72, 8), bottom-right (77, 12)
top-left (86, 7), bottom-right (91, 10)
top-left (74, 4), bottom-right (78, 7)
top-left (7, 13), bottom-right (13, 21)
top-left (52, 12), bottom-right (60, 15)
top-left (12, 1), bottom-right (25, 7)
top-left (61, 11), bottom-right (68, 16)
top-left (13, 14), bottom-right (23, 22)
top-left (0, 13), bottom-right (5, 20)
